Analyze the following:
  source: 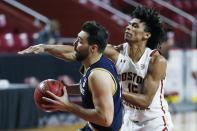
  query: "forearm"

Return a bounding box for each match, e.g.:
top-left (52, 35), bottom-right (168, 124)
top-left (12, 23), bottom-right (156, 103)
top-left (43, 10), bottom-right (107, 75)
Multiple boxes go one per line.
top-left (65, 102), bottom-right (110, 127)
top-left (44, 44), bottom-right (75, 61)
top-left (122, 91), bottom-right (150, 108)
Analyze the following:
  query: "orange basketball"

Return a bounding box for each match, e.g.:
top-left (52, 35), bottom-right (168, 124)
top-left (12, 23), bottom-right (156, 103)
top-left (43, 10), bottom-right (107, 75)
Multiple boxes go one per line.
top-left (34, 79), bottom-right (64, 112)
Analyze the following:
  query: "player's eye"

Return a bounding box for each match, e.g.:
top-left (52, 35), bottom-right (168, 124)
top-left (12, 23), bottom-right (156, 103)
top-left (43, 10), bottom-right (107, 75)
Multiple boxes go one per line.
top-left (132, 23), bottom-right (138, 28)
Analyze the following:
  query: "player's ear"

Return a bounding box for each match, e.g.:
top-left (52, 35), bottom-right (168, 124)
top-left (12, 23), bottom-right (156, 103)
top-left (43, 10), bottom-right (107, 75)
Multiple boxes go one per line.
top-left (90, 44), bottom-right (98, 53)
top-left (145, 32), bottom-right (151, 39)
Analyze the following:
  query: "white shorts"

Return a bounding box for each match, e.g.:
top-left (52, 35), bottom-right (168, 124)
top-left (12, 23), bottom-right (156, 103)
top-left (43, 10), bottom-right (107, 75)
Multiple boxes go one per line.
top-left (121, 110), bottom-right (173, 131)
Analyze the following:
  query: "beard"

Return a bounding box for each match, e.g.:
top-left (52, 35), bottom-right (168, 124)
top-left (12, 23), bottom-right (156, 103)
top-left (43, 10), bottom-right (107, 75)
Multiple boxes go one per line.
top-left (75, 51), bottom-right (89, 62)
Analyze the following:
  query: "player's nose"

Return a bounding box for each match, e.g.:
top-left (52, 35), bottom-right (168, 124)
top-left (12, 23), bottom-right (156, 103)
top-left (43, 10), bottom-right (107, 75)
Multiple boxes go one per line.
top-left (73, 39), bottom-right (78, 50)
top-left (73, 39), bottom-right (77, 46)
top-left (126, 25), bottom-right (131, 31)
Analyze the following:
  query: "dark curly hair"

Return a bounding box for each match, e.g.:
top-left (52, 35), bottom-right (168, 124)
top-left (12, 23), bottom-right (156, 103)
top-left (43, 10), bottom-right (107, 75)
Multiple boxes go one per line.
top-left (82, 21), bottom-right (109, 53)
top-left (132, 6), bottom-right (164, 49)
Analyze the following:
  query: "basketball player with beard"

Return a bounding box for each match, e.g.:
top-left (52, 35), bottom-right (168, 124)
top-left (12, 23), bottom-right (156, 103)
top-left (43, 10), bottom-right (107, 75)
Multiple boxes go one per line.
top-left (19, 21), bottom-right (123, 131)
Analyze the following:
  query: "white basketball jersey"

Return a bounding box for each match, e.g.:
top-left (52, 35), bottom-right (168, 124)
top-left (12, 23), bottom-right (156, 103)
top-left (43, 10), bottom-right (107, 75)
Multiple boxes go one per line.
top-left (116, 43), bottom-right (171, 122)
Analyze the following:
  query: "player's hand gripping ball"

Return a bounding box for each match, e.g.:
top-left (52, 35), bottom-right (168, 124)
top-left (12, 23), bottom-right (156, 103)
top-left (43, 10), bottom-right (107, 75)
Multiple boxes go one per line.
top-left (34, 79), bottom-right (64, 112)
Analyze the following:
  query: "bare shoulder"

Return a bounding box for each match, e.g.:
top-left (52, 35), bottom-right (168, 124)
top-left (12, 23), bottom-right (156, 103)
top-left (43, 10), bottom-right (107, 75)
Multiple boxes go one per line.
top-left (88, 69), bottom-right (113, 85)
top-left (150, 51), bottom-right (167, 66)
top-left (113, 44), bottom-right (124, 52)
top-left (88, 69), bottom-right (113, 92)
top-left (89, 69), bottom-right (111, 79)
top-left (148, 51), bottom-right (167, 79)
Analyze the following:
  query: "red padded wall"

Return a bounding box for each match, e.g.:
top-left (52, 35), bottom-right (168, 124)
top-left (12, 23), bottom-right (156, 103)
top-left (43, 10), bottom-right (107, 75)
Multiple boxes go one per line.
top-left (18, 0), bottom-right (125, 44)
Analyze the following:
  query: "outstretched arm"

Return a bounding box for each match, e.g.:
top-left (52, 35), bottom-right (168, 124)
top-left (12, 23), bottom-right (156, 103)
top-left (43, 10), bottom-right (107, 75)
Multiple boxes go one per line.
top-left (122, 54), bottom-right (167, 108)
top-left (18, 44), bottom-right (76, 61)
top-left (18, 43), bottom-right (121, 62)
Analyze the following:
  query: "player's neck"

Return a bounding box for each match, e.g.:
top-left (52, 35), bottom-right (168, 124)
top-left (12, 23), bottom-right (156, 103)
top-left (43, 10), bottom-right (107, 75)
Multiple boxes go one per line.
top-left (128, 42), bottom-right (146, 63)
top-left (83, 53), bottom-right (102, 68)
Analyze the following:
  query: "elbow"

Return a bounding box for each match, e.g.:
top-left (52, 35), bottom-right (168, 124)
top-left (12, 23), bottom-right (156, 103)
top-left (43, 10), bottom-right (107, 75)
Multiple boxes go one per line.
top-left (105, 116), bottom-right (113, 127)
top-left (140, 102), bottom-right (150, 109)
top-left (102, 116), bottom-right (113, 127)
top-left (140, 98), bottom-right (152, 109)
top-left (98, 112), bottom-right (113, 127)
